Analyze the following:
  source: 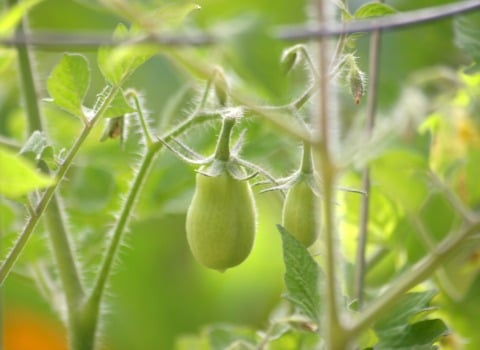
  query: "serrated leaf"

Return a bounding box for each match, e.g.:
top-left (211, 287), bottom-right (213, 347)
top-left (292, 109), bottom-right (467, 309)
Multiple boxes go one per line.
top-left (277, 225), bottom-right (322, 323)
top-left (97, 23), bottom-right (155, 85)
top-left (0, 146), bottom-right (54, 198)
top-left (354, 2), bottom-right (397, 19)
top-left (0, 0), bottom-right (43, 37)
top-left (374, 290), bottom-right (438, 333)
top-left (454, 12), bottom-right (480, 73)
top-left (47, 53), bottom-right (90, 118)
top-left (375, 319), bottom-right (449, 349)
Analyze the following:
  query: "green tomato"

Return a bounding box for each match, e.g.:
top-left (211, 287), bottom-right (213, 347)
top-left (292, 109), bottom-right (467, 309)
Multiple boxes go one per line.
top-left (282, 180), bottom-right (318, 247)
top-left (186, 168), bottom-right (256, 271)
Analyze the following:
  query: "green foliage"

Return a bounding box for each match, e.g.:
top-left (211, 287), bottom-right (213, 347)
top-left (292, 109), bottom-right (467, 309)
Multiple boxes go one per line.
top-left (454, 11), bottom-right (480, 73)
top-left (277, 225), bottom-right (322, 324)
top-left (2, 1), bottom-right (480, 350)
top-left (47, 53), bottom-right (90, 119)
top-left (97, 23), bottom-right (156, 85)
top-left (354, 2), bottom-right (397, 19)
top-left (0, 146), bottom-right (54, 198)
top-left (0, 0), bottom-right (43, 37)
top-left (373, 291), bottom-right (449, 349)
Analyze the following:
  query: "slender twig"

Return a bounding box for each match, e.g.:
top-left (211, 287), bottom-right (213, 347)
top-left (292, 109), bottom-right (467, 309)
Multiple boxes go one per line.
top-left (354, 1), bottom-right (383, 308)
top-left (277, 0), bottom-right (480, 40)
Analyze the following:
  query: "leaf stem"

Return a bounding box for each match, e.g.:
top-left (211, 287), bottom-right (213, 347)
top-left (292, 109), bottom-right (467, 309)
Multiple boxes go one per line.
top-left (214, 117), bottom-right (235, 161)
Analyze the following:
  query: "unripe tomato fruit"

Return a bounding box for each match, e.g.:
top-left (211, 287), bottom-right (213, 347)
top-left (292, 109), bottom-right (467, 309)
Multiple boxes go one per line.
top-left (282, 179), bottom-right (318, 247)
top-left (186, 166), bottom-right (256, 271)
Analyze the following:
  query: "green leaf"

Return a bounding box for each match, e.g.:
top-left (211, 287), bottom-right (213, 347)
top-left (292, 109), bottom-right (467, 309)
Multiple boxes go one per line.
top-left (47, 53), bottom-right (90, 118)
top-left (454, 12), bottom-right (480, 73)
top-left (97, 23), bottom-right (156, 85)
top-left (0, 0), bottom-right (43, 37)
top-left (354, 2), bottom-right (397, 19)
top-left (372, 291), bottom-right (449, 349)
top-left (375, 319), bottom-right (449, 349)
top-left (0, 146), bottom-right (54, 199)
top-left (277, 224), bottom-right (322, 323)
top-left (374, 290), bottom-right (438, 332)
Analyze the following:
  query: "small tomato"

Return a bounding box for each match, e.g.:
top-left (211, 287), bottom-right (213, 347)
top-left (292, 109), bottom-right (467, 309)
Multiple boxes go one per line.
top-left (186, 163), bottom-right (256, 271)
top-left (282, 178), bottom-right (318, 247)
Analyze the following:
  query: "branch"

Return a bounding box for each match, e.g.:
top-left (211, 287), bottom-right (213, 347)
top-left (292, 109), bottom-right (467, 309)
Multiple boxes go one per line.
top-left (276, 0), bottom-right (480, 40)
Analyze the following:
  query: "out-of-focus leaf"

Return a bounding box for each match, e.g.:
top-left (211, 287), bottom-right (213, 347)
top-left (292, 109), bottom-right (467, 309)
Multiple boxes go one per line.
top-left (370, 149), bottom-right (429, 211)
top-left (97, 23), bottom-right (156, 85)
top-left (0, 146), bottom-right (54, 198)
top-left (145, 1), bottom-right (201, 31)
top-left (47, 53), bottom-right (90, 119)
top-left (454, 12), bottom-right (480, 73)
top-left (205, 324), bottom-right (256, 350)
top-left (20, 131), bottom-right (56, 170)
top-left (0, 0), bottom-right (43, 37)
top-left (69, 165), bottom-right (116, 213)
top-left (354, 2), bottom-right (397, 19)
top-left (374, 290), bottom-right (437, 332)
top-left (0, 48), bottom-right (15, 73)
top-left (375, 319), bottom-right (449, 349)
top-left (373, 291), bottom-right (448, 349)
top-left (277, 225), bottom-right (322, 324)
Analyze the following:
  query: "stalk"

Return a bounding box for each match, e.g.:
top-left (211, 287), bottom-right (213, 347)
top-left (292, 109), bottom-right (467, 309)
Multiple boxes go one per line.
top-left (354, 0), bottom-right (383, 308)
top-left (313, 0), bottom-right (344, 348)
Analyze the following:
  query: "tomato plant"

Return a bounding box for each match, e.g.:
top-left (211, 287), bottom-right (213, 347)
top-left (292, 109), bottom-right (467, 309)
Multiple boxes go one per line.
top-left (1, 0), bottom-right (480, 350)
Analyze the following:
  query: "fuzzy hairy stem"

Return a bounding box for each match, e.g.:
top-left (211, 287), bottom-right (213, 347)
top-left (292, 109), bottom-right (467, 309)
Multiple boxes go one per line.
top-left (84, 108), bottom-right (215, 348)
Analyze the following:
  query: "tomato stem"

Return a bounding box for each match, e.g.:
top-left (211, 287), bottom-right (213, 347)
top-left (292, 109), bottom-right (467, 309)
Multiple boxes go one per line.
top-left (214, 117), bottom-right (236, 161)
top-left (300, 141), bottom-right (313, 174)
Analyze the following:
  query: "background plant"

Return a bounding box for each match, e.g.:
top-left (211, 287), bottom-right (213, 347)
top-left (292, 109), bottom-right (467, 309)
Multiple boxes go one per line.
top-left (1, 0), bottom-right (480, 349)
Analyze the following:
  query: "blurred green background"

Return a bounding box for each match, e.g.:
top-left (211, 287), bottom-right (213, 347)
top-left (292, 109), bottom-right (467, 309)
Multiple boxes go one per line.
top-left (1, 0), bottom-right (480, 349)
